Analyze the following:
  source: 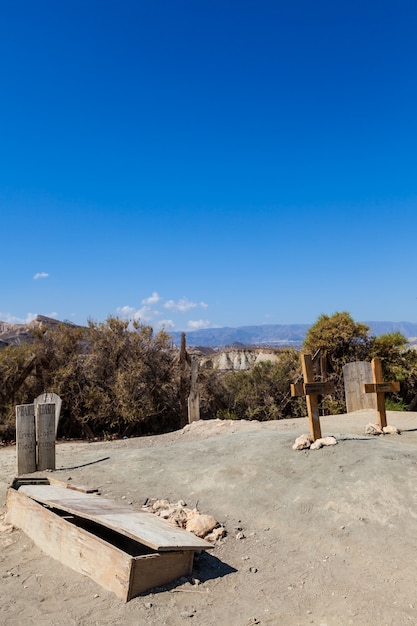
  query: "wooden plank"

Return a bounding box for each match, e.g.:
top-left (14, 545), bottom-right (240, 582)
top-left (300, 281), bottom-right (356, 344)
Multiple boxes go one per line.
top-left (363, 382), bottom-right (401, 394)
top-left (6, 487), bottom-right (132, 601)
top-left (34, 392), bottom-right (62, 436)
top-left (36, 403), bottom-right (56, 470)
top-left (301, 354), bottom-right (322, 441)
top-left (187, 356), bottom-right (200, 423)
top-left (343, 361), bottom-right (376, 412)
top-left (47, 476), bottom-right (100, 493)
top-left (373, 358), bottom-right (387, 429)
top-left (15, 404), bottom-right (36, 475)
top-left (129, 551), bottom-right (193, 599)
top-left (18, 485), bottom-right (213, 552)
top-left (304, 382), bottom-right (334, 395)
top-left (290, 382), bottom-right (304, 397)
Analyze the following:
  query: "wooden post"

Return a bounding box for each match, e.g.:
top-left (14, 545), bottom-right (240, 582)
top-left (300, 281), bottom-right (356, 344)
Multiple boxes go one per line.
top-left (16, 404), bottom-right (36, 475)
top-left (188, 356), bottom-right (200, 423)
top-left (36, 403), bottom-right (56, 470)
top-left (179, 333), bottom-right (189, 429)
top-left (290, 353), bottom-right (334, 441)
top-left (362, 357), bottom-right (400, 429)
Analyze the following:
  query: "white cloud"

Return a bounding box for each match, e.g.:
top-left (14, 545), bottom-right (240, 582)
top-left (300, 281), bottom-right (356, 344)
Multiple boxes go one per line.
top-left (164, 297), bottom-right (199, 312)
top-left (33, 272), bottom-right (49, 280)
top-left (133, 305), bottom-right (159, 322)
top-left (187, 319), bottom-right (211, 330)
top-left (142, 291), bottom-right (161, 305)
top-left (116, 304), bottom-right (160, 323)
top-left (0, 312), bottom-right (38, 324)
top-left (116, 294), bottom-right (208, 329)
top-left (116, 306), bottom-right (136, 317)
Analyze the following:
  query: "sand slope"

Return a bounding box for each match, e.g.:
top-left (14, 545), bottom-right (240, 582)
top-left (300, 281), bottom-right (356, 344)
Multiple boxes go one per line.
top-left (1, 410), bottom-right (417, 625)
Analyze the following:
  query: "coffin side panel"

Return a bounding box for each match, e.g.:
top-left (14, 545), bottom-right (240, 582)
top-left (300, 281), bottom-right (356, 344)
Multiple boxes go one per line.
top-left (6, 488), bottom-right (132, 601)
top-left (128, 551), bottom-right (194, 600)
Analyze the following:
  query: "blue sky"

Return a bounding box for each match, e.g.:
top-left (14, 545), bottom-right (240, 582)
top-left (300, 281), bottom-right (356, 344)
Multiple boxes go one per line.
top-left (1, 1), bottom-right (417, 332)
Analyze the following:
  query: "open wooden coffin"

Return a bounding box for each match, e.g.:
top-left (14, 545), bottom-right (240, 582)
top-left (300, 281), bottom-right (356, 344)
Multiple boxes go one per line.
top-left (6, 479), bottom-right (213, 601)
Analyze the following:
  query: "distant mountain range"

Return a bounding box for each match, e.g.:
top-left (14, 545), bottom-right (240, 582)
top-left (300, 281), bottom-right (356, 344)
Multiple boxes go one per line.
top-left (1, 316), bottom-right (417, 350)
top-left (170, 321), bottom-right (417, 348)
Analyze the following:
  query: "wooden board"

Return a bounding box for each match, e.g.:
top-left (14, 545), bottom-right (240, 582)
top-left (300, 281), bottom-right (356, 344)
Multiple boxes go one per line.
top-left (6, 487), bottom-right (132, 600)
top-left (35, 403), bottom-right (56, 470)
top-left (34, 392), bottom-right (62, 436)
top-left (343, 361), bottom-right (376, 412)
top-left (15, 404), bottom-right (36, 475)
top-left (363, 381), bottom-right (401, 394)
top-left (18, 485), bottom-right (212, 552)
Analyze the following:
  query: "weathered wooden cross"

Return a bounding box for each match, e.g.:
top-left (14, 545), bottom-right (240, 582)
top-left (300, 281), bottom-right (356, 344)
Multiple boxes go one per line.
top-left (290, 353), bottom-right (334, 441)
top-left (362, 357), bottom-right (400, 429)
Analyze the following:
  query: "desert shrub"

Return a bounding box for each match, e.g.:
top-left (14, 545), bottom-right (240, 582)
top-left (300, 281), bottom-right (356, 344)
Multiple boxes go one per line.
top-left (209, 349), bottom-right (303, 421)
top-left (82, 317), bottom-right (178, 435)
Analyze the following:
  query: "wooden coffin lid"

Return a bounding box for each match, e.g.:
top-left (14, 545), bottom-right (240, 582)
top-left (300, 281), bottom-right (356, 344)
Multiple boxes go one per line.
top-left (18, 485), bottom-right (213, 552)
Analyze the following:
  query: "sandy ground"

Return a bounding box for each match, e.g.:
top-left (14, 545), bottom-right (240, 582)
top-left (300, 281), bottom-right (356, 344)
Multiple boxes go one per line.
top-left (2, 410), bottom-right (417, 626)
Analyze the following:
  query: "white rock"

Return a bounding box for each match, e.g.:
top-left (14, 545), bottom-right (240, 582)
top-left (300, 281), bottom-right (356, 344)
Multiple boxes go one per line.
top-left (310, 439), bottom-right (323, 450)
top-left (320, 436), bottom-right (337, 446)
top-left (383, 425), bottom-right (400, 435)
top-left (365, 423), bottom-right (384, 436)
top-left (186, 513), bottom-right (218, 538)
top-left (292, 434), bottom-right (311, 450)
top-left (310, 436), bottom-right (337, 450)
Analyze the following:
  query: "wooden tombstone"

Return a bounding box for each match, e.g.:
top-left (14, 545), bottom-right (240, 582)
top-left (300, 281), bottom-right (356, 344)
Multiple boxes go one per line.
top-left (36, 403), bottom-right (56, 471)
top-left (343, 361), bottom-right (377, 412)
top-left (34, 392), bottom-right (62, 436)
top-left (16, 404), bottom-right (36, 475)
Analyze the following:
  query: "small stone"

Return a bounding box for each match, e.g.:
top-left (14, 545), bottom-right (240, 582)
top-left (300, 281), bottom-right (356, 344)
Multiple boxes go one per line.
top-left (249, 567), bottom-right (258, 573)
top-left (236, 531), bottom-right (246, 540)
top-left (320, 436), bottom-right (337, 446)
top-left (94, 594), bottom-right (99, 598)
top-left (383, 425), bottom-right (400, 435)
top-left (310, 440), bottom-right (323, 450)
top-left (311, 436), bottom-right (337, 449)
top-left (292, 434), bottom-right (311, 450)
top-left (180, 610), bottom-right (196, 618)
top-left (365, 423), bottom-right (384, 436)
top-left (144, 602), bottom-right (153, 608)
top-left (186, 513), bottom-right (218, 538)
top-left (205, 526), bottom-right (226, 542)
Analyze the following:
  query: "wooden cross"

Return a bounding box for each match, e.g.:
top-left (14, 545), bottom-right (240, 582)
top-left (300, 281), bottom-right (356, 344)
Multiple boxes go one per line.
top-left (291, 353), bottom-right (335, 441)
top-left (362, 357), bottom-right (400, 429)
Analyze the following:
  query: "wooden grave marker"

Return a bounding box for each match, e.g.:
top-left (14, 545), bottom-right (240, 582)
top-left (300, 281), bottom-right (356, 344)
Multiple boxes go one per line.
top-left (16, 404), bottom-right (36, 475)
top-left (291, 353), bottom-right (334, 441)
top-left (34, 392), bottom-right (62, 436)
top-left (343, 361), bottom-right (376, 412)
top-left (362, 357), bottom-right (400, 429)
top-left (36, 403), bottom-right (56, 471)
